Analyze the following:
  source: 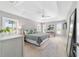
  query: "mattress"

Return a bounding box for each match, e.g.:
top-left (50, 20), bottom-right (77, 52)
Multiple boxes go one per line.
top-left (26, 33), bottom-right (49, 46)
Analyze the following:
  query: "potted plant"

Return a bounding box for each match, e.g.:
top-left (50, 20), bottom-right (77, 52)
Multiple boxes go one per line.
top-left (0, 29), bottom-right (4, 37)
top-left (0, 27), bottom-right (12, 37)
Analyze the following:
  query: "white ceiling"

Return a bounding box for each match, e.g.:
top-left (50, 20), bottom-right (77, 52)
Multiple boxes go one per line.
top-left (0, 1), bottom-right (74, 22)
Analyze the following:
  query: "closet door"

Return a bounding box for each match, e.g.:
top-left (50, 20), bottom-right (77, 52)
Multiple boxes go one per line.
top-left (1, 37), bottom-right (23, 57)
top-left (0, 41), bottom-right (2, 57)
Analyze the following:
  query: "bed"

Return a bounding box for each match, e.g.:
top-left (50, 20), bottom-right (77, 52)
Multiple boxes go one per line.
top-left (25, 33), bottom-right (49, 47)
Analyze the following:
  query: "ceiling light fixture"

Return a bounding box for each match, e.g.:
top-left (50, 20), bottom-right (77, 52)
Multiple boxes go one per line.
top-left (40, 9), bottom-right (52, 19)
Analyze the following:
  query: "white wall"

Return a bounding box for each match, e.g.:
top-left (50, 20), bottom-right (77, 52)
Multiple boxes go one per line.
top-left (0, 16), bottom-right (2, 29)
top-left (77, 2), bottom-right (79, 57)
top-left (77, 2), bottom-right (79, 43)
top-left (56, 23), bottom-right (63, 35)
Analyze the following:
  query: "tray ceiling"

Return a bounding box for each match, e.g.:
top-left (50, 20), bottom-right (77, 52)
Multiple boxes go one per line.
top-left (0, 1), bottom-right (74, 22)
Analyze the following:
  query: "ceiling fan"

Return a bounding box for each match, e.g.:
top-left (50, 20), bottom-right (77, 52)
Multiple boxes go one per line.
top-left (41, 9), bottom-right (51, 18)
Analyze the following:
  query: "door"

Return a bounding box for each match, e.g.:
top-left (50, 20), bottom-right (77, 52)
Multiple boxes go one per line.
top-left (66, 8), bottom-right (77, 57)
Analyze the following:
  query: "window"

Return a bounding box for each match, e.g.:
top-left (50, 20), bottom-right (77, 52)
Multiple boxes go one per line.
top-left (2, 17), bottom-right (17, 33)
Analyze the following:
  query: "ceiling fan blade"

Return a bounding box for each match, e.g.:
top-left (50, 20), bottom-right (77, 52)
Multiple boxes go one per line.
top-left (42, 15), bottom-right (50, 17)
top-left (45, 16), bottom-right (50, 17)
